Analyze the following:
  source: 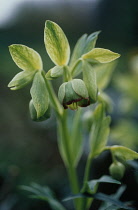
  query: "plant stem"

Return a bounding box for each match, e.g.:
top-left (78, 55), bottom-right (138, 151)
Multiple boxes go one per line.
top-left (43, 71), bottom-right (63, 117)
top-left (58, 111), bottom-right (80, 210)
top-left (63, 65), bottom-right (72, 82)
top-left (80, 154), bottom-right (94, 210)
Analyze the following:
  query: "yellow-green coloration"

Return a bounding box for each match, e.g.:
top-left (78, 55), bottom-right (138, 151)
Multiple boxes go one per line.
top-left (111, 145), bottom-right (138, 160)
top-left (30, 71), bottom-right (49, 118)
top-left (9, 45), bottom-right (43, 71)
top-left (82, 48), bottom-right (120, 63)
top-left (109, 162), bottom-right (125, 180)
top-left (46, 66), bottom-right (63, 80)
top-left (44, 20), bottom-right (70, 66)
top-left (8, 70), bottom-right (36, 90)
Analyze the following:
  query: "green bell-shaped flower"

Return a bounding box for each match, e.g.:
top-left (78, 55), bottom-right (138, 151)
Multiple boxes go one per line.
top-left (58, 79), bottom-right (90, 110)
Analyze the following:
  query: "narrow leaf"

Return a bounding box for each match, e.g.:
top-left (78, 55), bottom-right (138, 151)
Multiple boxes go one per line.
top-left (94, 193), bottom-right (134, 210)
top-left (70, 34), bottom-right (87, 66)
top-left (111, 146), bottom-right (138, 161)
top-left (9, 44), bottom-right (43, 71)
top-left (8, 70), bottom-right (36, 90)
top-left (63, 192), bottom-right (134, 209)
top-left (82, 48), bottom-right (120, 63)
top-left (44, 20), bottom-right (70, 66)
top-left (88, 175), bottom-right (121, 192)
top-left (30, 71), bottom-right (49, 118)
top-left (83, 31), bottom-right (101, 54)
top-left (70, 31), bottom-right (100, 66)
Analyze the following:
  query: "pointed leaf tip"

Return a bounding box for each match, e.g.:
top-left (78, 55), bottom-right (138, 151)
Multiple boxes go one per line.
top-left (82, 48), bottom-right (120, 63)
top-left (44, 20), bottom-right (70, 66)
top-left (9, 44), bottom-right (43, 71)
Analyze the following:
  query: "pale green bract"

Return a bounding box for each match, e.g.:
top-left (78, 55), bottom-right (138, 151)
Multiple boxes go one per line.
top-left (111, 145), bottom-right (138, 160)
top-left (30, 71), bottom-right (49, 118)
top-left (82, 48), bottom-right (120, 63)
top-left (44, 20), bottom-right (70, 66)
top-left (9, 44), bottom-right (43, 71)
top-left (8, 70), bottom-right (36, 90)
top-left (46, 66), bottom-right (63, 80)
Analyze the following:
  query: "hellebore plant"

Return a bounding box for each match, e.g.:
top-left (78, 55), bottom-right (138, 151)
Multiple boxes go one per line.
top-left (8, 21), bottom-right (138, 210)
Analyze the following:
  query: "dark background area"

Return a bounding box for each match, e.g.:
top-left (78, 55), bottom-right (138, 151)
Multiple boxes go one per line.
top-left (0, 0), bottom-right (138, 209)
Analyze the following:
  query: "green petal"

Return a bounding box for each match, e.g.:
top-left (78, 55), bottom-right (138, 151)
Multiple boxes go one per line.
top-left (71, 79), bottom-right (89, 99)
top-left (58, 82), bottom-right (67, 104)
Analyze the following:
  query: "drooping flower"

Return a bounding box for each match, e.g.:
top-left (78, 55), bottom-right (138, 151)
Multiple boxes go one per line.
top-left (58, 79), bottom-right (90, 110)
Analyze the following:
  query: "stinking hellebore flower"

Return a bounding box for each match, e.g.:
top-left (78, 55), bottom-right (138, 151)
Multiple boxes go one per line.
top-left (58, 79), bottom-right (90, 110)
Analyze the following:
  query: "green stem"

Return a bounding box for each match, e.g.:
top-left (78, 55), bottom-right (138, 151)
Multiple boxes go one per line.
top-left (43, 71), bottom-right (80, 209)
top-left (83, 154), bottom-right (93, 184)
top-left (43, 71), bottom-right (63, 117)
top-left (80, 154), bottom-right (94, 210)
top-left (58, 111), bottom-right (80, 209)
top-left (63, 65), bottom-right (72, 82)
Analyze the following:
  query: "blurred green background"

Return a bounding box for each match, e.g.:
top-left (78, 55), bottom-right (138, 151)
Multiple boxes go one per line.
top-left (0, 0), bottom-right (138, 209)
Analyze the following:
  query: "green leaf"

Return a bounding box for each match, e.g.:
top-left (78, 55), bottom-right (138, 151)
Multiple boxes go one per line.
top-left (88, 175), bottom-right (121, 192)
top-left (63, 192), bottom-right (134, 210)
top-left (94, 193), bottom-right (134, 210)
top-left (71, 79), bottom-right (89, 99)
top-left (83, 31), bottom-right (101, 54)
top-left (111, 146), bottom-right (138, 161)
top-left (82, 48), bottom-right (120, 63)
top-left (70, 34), bottom-right (87, 66)
top-left (44, 20), bottom-right (70, 66)
top-left (82, 60), bottom-right (97, 102)
top-left (9, 44), bottom-right (43, 71)
top-left (46, 66), bottom-right (63, 80)
top-left (70, 31), bottom-right (100, 67)
top-left (89, 104), bottom-right (111, 157)
top-left (8, 70), bottom-right (36, 90)
top-left (21, 183), bottom-right (66, 210)
top-left (99, 186), bottom-right (127, 210)
top-left (30, 71), bottom-right (49, 118)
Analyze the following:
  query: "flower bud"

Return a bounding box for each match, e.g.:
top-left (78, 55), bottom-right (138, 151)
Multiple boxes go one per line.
top-left (109, 162), bottom-right (125, 180)
top-left (29, 100), bottom-right (51, 122)
top-left (58, 79), bottom-right (90, 110)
